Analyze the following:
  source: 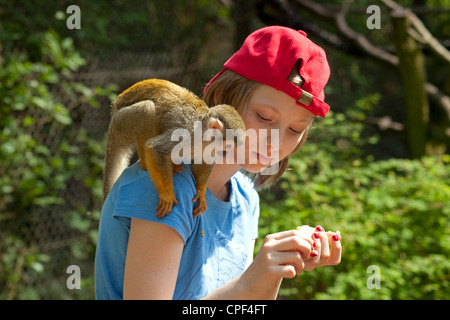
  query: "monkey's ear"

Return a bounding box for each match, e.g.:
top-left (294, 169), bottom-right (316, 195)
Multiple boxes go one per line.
top-left (208, 117), bottom-right (224, 131)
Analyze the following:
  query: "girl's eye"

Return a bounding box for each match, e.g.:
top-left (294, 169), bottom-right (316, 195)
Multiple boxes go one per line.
top-left (290, 128), bottom-right (303, 134)
top-left (257, 113), bottom-right (271, 121)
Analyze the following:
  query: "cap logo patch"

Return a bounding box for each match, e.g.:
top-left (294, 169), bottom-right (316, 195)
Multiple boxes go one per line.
top-left (298, 90), bottom-right (313, 106)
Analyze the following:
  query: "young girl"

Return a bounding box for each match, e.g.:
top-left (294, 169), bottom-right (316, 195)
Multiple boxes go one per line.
top-left (94, 26), bottom-right (341, 300)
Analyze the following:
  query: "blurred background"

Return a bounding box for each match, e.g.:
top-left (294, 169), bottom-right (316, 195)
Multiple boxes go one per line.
top-left (0, 0), bottom-right (449, 299)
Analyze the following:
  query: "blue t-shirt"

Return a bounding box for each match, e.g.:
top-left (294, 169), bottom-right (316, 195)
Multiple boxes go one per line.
top-left (94, 161), bottom-right (260, 300)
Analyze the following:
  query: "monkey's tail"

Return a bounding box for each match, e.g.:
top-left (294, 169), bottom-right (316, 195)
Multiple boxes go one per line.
top-left (102, 136), bottom-right (133, 203)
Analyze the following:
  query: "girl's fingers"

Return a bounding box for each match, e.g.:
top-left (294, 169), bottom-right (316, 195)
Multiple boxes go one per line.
top-left (318, 231), bottom-right (331, 261)
top-left (268, 230), bottom-right (312, 245)
top-left (266, 230), bottom-right (314, 246)
top-left (277, 265), bottom-right (297, 279)
top-left (264, 229), bottom-right (299, 241)
top-left (308, 231), bottom-right (321, 262)
top-left (327, 233), bottom-right (342, 265)
top-left (275, 251), bottom-right (305, 277)
top-left (325, 231), bottom-right (337, 244)
top-left (261, 228), bottom-right (341, 277)
top-left (256, 249), bottom-right (301, 278)
top-left (269, 235), bottom-right (312, 257)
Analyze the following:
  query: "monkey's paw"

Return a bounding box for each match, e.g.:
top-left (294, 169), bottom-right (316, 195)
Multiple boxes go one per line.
top-left (192, 193), bottom-right (207, 216)
top-left (156, 191), bottom-right (178, 218)
top-left (172, 164), bottom-right (184, 175)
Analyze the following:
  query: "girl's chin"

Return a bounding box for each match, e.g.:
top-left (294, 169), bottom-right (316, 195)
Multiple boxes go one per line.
top-left (242, 164), bottom-right (264, 173)
top-left (242, 162), bottom-right (278, 174)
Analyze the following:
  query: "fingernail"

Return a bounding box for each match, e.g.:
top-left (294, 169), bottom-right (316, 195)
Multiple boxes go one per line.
top-left (332, 234), bottom-right (340, 241)
top-left (313, 241), bottom-right (316, 248)
top-left (313, 232), bottom-right (320, 239)
top-left (315, 225), bottom-right (324, 232)
top-left (310, 251), bottom-right (318, 257)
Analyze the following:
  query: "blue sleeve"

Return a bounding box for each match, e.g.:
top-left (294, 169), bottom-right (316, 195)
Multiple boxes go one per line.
top-left (112, 167), bottom-right (197, 244)
top-left (251, 191), bottom-right (260, 240)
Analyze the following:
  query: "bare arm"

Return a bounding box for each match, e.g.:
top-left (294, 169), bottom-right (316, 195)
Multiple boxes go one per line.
top-left (123, 220), bottom-right (341, 300)
top-left (123, 219), bottom-right (266, 300)
top-left (123, 218), bottom-right (184, 299)
top-left (123, 218), bottom-right (257, 300)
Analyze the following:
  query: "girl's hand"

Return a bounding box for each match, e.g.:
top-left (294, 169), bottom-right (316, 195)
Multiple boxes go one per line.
top-left (239, 226), bottom-right (341, 299)
top-left (256, 229), bottom-right (316, 278)
top-left (239, 228), bottom-right (317, 299)
top-left (303, 225), bottom-right (341, 271)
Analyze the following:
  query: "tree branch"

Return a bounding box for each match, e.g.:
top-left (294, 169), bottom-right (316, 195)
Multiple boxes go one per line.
top-left (379, 0), bottom-right (450, 121)
top-left (256, 0), bottom-right (450, 122)
top-left (256, 0), bottom-right (353, 52)
top-left (365, 116), bottom-right (404, 131)
top-left (295, 0), bottom-right (399, 66)
top-left (425, 83), bottom-right (450, 117)
top-left (380, 0), bottom-right (450, 65)
top-left (294, 0), bottom-right (450, 121)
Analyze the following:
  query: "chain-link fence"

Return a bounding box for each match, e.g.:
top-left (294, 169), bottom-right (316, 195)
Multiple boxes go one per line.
top-left (1, 4), bottom-right (235, 297)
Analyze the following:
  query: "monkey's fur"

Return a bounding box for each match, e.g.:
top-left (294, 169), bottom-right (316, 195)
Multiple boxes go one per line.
top-left (103, 79), bottom-right (246, 217)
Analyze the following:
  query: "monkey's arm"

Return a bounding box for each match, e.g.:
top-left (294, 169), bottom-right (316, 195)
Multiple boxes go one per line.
top-left (191, 163), bottom-right (214, 216)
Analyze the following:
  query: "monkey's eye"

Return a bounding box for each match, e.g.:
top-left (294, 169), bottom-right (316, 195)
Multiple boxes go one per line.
top-left (218, 150), bottom-right (228, 158)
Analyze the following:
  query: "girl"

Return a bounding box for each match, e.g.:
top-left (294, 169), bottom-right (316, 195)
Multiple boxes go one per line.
top-left (94, 26), bottom-right (341, 300)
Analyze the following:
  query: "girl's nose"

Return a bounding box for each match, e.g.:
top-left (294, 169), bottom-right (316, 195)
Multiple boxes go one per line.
top-left (263, 128), bottom-right (281, 158)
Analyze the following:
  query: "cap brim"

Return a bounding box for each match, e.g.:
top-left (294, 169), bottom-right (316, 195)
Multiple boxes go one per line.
top-left (297, 96), bottom-right (330, 117)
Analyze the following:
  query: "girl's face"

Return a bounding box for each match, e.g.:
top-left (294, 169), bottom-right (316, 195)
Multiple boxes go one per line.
top-left (239, 84), bottom-right (314, 173)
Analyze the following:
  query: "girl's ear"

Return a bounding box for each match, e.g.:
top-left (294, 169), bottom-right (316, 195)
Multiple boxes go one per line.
top-left (208, 117), bottom-right (224, 131)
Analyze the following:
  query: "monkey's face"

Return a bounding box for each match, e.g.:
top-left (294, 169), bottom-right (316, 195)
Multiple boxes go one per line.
top-left (216, 140), bottom-right (236, 159)
top-left (240, 84), bottom-right (313, 174)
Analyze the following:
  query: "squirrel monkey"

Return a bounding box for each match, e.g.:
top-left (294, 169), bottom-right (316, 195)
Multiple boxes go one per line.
top-left (103, 79), bottom-right (246, 217)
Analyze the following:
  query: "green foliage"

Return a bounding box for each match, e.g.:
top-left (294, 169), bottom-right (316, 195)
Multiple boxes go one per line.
top-left (0, 29), bottom-right (115, 299)
top-left (258, 102), bottom-right (450, 299)
top-left (1, 0), bottom-right (448, 300)
top-left (0, 30), bottom-right (107, 213)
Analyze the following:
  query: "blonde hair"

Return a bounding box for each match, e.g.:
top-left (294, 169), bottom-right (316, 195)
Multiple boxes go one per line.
top-left (202, 63), bottom-right (311, 189)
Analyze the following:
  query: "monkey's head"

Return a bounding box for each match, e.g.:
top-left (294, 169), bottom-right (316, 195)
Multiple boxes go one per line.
top-left (203, 104), bottom-right (246, 158)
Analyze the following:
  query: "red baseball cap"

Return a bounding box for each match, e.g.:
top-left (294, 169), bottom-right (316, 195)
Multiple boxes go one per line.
top-left (204, 26), bottom-right (331, 117)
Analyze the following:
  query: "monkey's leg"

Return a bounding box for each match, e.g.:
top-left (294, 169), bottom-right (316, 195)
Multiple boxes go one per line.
top-left (191, 163), bottom-right (214, 216)
top-left (145, 133), bottom-right (179, 217)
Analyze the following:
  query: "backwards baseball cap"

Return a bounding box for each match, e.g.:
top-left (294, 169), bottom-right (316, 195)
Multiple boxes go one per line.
top-left (204, 26), bottom-right (331, 117)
